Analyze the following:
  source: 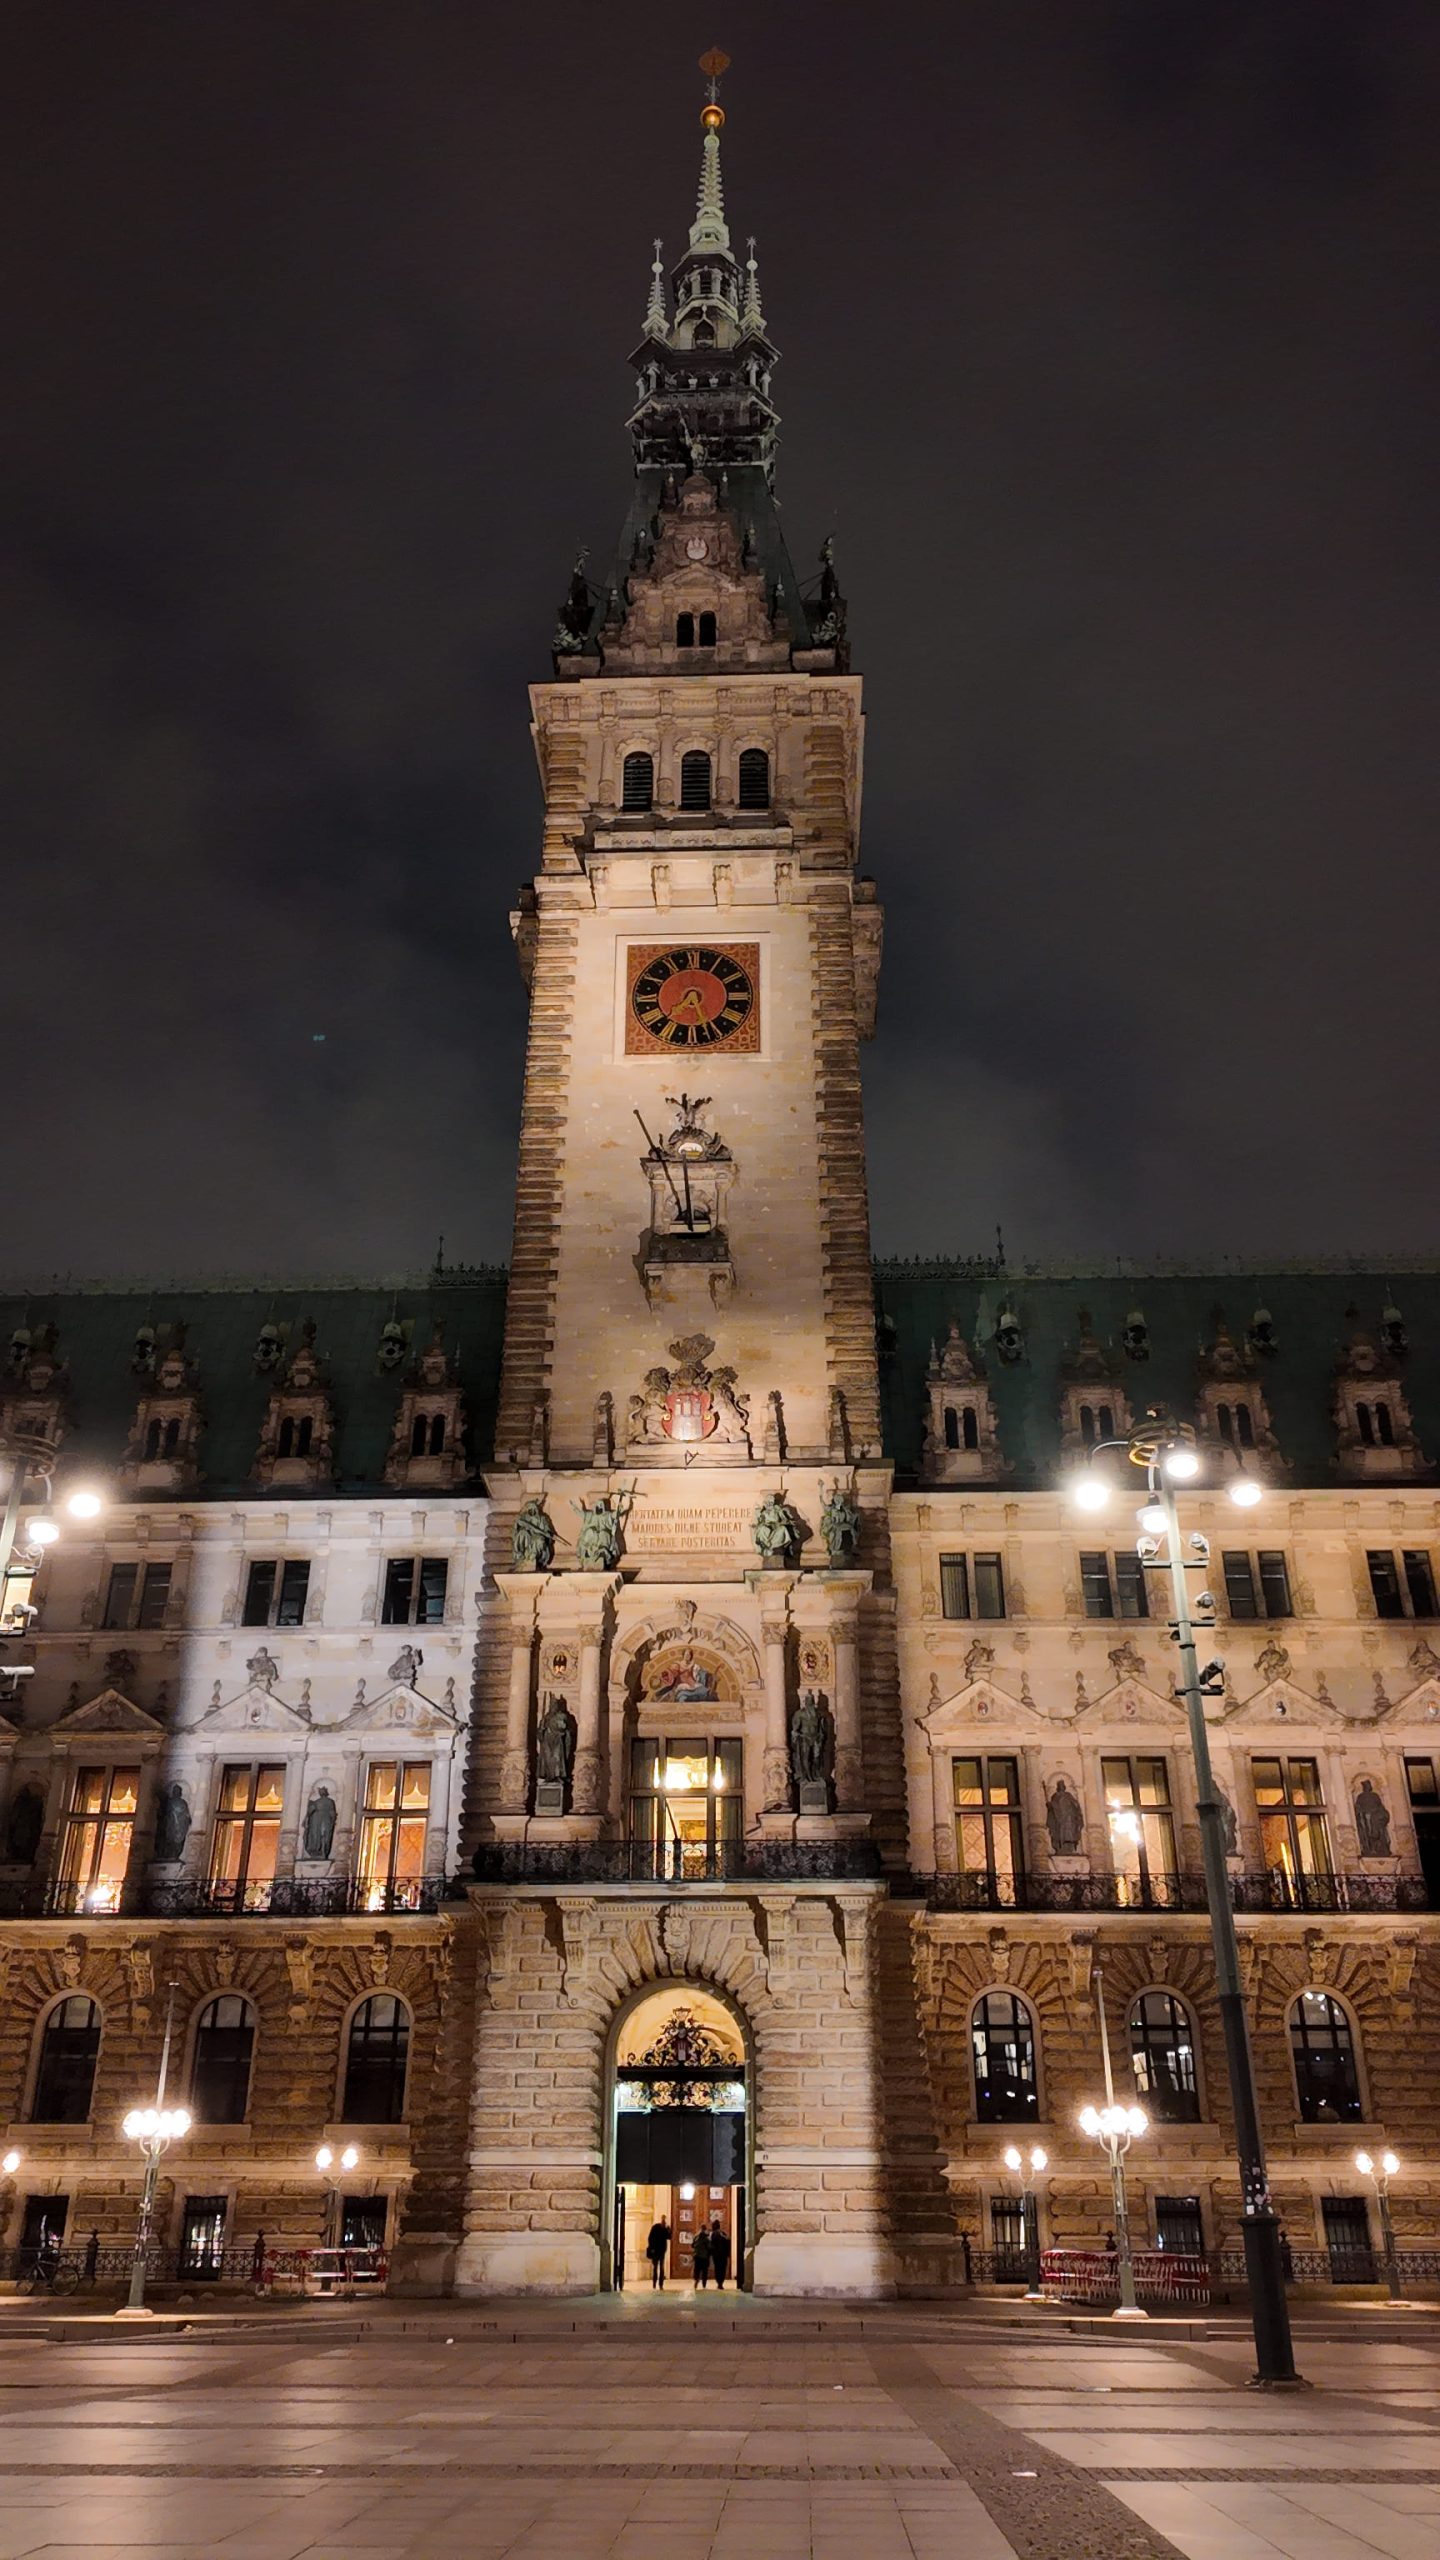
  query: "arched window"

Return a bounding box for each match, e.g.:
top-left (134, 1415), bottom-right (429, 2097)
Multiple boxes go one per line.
top-left (296, 1416), bottom-right (313, 1458)
top-left (31, 1997), bottom-right (101, 2124)
top-left (1130, 1992), bottom-right (1199, 2122)
top-left (944, 1407), bottom-right (960, 1451)
top-left (1357, 1402), bottom-right (1375, 1447)
top-left (191, 1995), bottom-right (255, 2124)
top-left (144, 1419), bottom-right (162, 1460)
top-left (277, 1417), bottom-right (295, 1459)
top-left (1289, 1991), bottom-right (1362, 2123)
top-left (680, 750), bottom-right (712, 812)
top-left (1217, 1404), bottom-right (1233, 1445)
top-left (698, 609), bottom-right (717, 647)
top-left (622, 751), bottom-right (654, 811)
top-left (676, 613), bottom-right (695, 649)
top-left (1236, 1403), bottom-right (1255, 1449)
top-left (737, 747), bottom-right (769, 809)
top-left (692, 319), bottom-right (715, 348)
top-left (1080, 1405), bottom-right (1096, 1447)
top-left (428, 1414), bottom-right (446, 1456)
top-left (410, 1414), bottom-right (428, 1457)
top-left (971, 1991), bottom-right (1038, 2123)
top-left (962, 1407), bottom-right (980, 1451)
top-left (1098, 1404), bottom-right (1115, 1440)
top-left (1376, 1402), bottom-right (1395, 1447)
top-left (342, 1993), bottom-right (410, 2123)
top-left (163, 1417), bottom-right (180, 1456)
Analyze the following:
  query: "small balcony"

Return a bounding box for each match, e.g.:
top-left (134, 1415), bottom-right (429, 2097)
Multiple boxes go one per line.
top-left (0, 1876), bottom-right (450, 1922)
top-left (470, 1839), bottom-right (885, 1888)
top-left (923, 1870), bottom-right (1434, 1916)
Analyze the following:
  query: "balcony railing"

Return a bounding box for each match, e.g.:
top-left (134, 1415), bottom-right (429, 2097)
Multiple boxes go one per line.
top-left (471, 1839), bottom-right (885, 1887)
top-left (0, 1876), bottom-right (451, 1922)
top-left (924, 1870), bottom-right (1434, 1916)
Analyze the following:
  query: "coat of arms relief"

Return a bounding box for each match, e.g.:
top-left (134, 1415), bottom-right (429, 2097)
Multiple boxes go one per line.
top-left (626, 1334), bottom-right (752, 1456)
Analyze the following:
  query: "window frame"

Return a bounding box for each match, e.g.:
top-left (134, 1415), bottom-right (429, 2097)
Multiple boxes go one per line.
top-left (55, 1765), bottom-right (140, 1914)
top-left (102, 1559), bottom-right (172, 1633)
top-left (207, 1762), bottom-right (286, 1909)
top-left (1252, 1755), bottom-right (1333, 1902)
top-left (1288, 1989), bottom-right (1363, 2124)
top-left (621, 749), bottom-right (654, 812)
top-left (381, 1555), bottom-right (449, 1627)
top-left (952, 1755), bottom-right (1025, 1904)
top-left (1101, 1754), bottom-right (1178, 1904)
top-left (356, 1760), bottom-right (433, 1911)
top-left (242, 1557), bottom-right (310, 1629)
top-left (189, 1993), bottom-right (256, 2125)
top-left (1129, 1989), bottom-right (1200, 2123)
top-left (679, 748), bottom-right (712, 811)
top-left (29, 1994), bottom-right (102, 2125)
top-left (340, 1992), bottom-right (412, 2125)
top-left (970, 1989), bottom-right (1040, 2124)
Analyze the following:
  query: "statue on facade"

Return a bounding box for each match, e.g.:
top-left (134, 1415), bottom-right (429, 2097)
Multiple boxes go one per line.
top-left (246, 1646), bottom-right (280, 1691)
top-left (1214, 1785), bottom-right (1239, 1857)
top-left (752, 1491), bottom-right (803, 1567)
top-left (511, 1495), bottom-right (556, 1572)
top-left (1354, 1778), bottom-right (1392, 1858)
top-left (819, 1481), bottom-right (861, 1565)
top-left (1045, 1776), bottom-right (1084, 1856)
top-left (535, 1693), bottom-right (577, 1804)
top-left (302, 1785), bottom-right (337, 1861)
top-left (571, 1488), bottom-right (633, 1571)
top-left (789, 1690), bottom-right (834, 1793)
top-left (3, 1783), bottom-right (44, 1867)
top-left (388, 1645), bottom-right (422, 1687)
top-left (153, 1783), bottom-right (191, 1864)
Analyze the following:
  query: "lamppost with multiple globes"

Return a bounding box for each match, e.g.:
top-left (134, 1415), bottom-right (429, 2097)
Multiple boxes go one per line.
top-left (1070, 1408), bottom-right (1300, 2386)
top-left (116, 1981), bottom-right (188, 2319)
top-left (1002, 2142), bottom-right (1048, 2295)
top-left (1079, 2101), bottom-right (1148, 2316)
top-left (315, 2144), bottom-right (360, 2248)
top-left (1356, 2149), bottom-right (1403, 2301)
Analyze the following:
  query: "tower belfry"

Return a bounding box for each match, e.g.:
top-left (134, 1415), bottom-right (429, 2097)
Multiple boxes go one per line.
top-left (466, 57), bottom-right (901, 2299)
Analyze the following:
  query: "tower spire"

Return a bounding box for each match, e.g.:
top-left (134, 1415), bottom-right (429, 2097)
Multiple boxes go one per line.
top-left (690, 46), bottom-right (731, 253)
top-left (643, 238), bottom-right (667, 339)
top-left (741, 235), bottom-right (765, 334)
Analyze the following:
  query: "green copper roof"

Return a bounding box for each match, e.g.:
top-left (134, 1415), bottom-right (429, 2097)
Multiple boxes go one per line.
top-left (875, 1262), bottom-right (1440, 1488)
top-left (0, 1277), bottom-right (507, 1499)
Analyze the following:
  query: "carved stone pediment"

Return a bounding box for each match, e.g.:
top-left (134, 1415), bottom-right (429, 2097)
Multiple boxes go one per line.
top-left (1375, 1674), bottom-right (1440, 1730)
top-left (51, 1688), bottom-right (165, 1741)
top-left (1072, 1678), bottom-right (1183, 1731)
top-left (1221, 1674), bottom-right (1346, 1732)
top-left (918, 1677), bottom-right (1048, 1737)
top-left (330, 1681), bottom-right (457, 1739)
top-left (185, 1679), bottom-right (311, 1735)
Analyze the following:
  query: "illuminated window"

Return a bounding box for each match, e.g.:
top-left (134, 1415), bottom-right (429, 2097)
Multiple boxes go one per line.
top-left (1130, 1991), bottom-right (1199, 2122)
top-left (30, 1997), bottom-right (101, 2123)
top-left (357, 1762), bottom-right (431, 1911)
top-left (208, 1764), bottom-right (285, 1911)
top-left (56, 1767), bottom-right (139, 1913)
top-left (1252, 1757), bottom-right (1332, 1904)
top-left (971, 1992), bottom-right (1038, 2122)
top-left (1289, 1991), bottom-right (1361, 2123)
top-left (628, 1735), bottom-right (742, 1881)
top-left (953, 1756), bottom-right (1024, 1902)
top-left (1103, 1756), bottom-right (1176, 1904)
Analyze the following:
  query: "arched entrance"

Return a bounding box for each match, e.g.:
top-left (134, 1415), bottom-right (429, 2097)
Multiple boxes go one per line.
top-left (601, 1984), bottom-right (753, 2292)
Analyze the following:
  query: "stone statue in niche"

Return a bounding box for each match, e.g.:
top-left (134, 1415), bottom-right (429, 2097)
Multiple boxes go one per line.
top-left (3, 1783), bottom-right (44, 1866)
top-left (789, 1689), bottom-right (833, 1812)
top-left (153, 1783), bottom-right (191, 1864)
top-left (819, 1482), bottom-right (861, 1564)
top-left (1213, 1785), bottom-right (1239, 1856)
top-left (302, 1785), bottom-right (337, 1861)
top-left (535, 1693), bottom-right (577, 1814)
top-left (512, 1496), bottom-right (556, 1572)
top-left (571, 1488), bottom-right (634, 1571)
top-left (1045, 1776), bottom-right (1084, 1857)
top-left (1354, 1779), bottom-right (1392, 1858)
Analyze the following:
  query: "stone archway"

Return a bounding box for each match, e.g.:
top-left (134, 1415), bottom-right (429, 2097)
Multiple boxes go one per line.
top-left (600, 1980), bottom-right (755, 2291)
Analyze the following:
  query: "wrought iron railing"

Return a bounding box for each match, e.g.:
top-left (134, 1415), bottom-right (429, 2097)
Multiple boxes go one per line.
top-left (0, 1877), bottom-right (453, 1922)
top-left (924, 1870), bottom-right (1434, 1916)
top-left (471, 1839), bottom-right (884, 1886)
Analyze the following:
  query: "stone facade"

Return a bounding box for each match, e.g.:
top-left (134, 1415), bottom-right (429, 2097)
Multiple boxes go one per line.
top-left (1, 70), bottom-right (1439, 2302)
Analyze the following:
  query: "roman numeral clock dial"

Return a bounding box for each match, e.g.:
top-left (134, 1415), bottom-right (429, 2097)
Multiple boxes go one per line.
top-left (625, 943), bottom-right (760, 1054)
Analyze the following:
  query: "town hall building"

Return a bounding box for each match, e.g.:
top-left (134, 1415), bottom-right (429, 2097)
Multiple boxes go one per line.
top-left (1, 64), bottom-right (1438, 2301)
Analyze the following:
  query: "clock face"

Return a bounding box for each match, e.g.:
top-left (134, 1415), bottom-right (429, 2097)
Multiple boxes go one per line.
top-left (626, 943), bottom-right (760, 1053)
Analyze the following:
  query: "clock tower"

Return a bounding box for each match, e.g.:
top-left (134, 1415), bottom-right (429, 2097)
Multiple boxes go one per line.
top-left (462, 59), bottom-right (921, 2301)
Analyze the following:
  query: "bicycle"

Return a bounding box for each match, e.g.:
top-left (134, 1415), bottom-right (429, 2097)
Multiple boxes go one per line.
top-left (15, 2252), bottom-right (80, 2297)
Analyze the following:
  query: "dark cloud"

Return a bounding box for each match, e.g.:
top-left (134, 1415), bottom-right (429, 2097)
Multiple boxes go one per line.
top-left (5, 2), bottom-right (1437, 1279)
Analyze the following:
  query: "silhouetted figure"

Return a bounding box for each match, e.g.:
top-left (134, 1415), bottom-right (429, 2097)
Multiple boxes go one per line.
top-left (708, 2218), bottom-right (731, 2289)
top-left (645, 2218), bottom-right (671, 2289)
top-left (692, 2225), bottom-right (712, 2288)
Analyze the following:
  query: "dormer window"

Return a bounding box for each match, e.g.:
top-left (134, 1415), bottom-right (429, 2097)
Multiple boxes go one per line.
top-left (737, 748), bottom-right (769, 809)
top-left (143, 1418), bottom-right (181, 1462)
top-left (692, 319), bottom-right (715, 347)
top-left (698, 610), bottom-right (717, 647)
top-left (622, 751), bottom-right (654, 811)
top-left (680, 750), bottom-right (712, 811)
top-left (676, 613), bottom-right (695, 648)
top-left (1357, 1401), bottom-right (1395, 1448)
top-left (409, 1413), bottom-right (446, 1458)
top-left (1079, 1403), bottom-right (1116, 1448)
top-left (1216, 1401), bottom-right (1256, 1452)
top-left (276, 1415), bottom-right (313, 1461)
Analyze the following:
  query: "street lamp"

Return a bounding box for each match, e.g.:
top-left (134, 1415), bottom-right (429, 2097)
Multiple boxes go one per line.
top-left (1356, 2150), bottom-right (1403, 2301)
top-left (0, 1439), bottom-right (106, 1642)
top-left (1, 2149), bottom-right (20, 2176)
top-left (1002, 2143), bottom-right (1048, 2296)
top-left (1070, 1409), bottom-right (1301, 2387)
top-left (116, 1982), bottom-right (187, 2319)
top-left (1079, 2101), bottom-right (1148, 2317)
top-left (315, 2144), bottom-right (360, 2247)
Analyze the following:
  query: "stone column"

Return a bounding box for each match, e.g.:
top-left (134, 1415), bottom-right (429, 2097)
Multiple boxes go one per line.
top-left (930, 1747), bottom-right (957, 1874)
top-left (761, 1608), bottom-right (792, 1810)
top-left (572, 1619), bottom-right (605, 1817)
top-left (493, 1578), bottom-right (540, 1815)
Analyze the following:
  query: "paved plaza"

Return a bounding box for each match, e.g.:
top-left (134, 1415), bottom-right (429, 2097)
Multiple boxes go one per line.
top-left (0, 2296), bottom-right (1435, 2560)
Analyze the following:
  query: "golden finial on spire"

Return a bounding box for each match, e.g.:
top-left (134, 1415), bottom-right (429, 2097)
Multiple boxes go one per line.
top-left (699, 46), bottom-right (729, 129)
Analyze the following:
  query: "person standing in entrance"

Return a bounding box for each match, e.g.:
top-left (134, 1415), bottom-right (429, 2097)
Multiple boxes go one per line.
top-left (708, 2218), bottom-right (731, 2289)
top-left (645, 2217), bottom-right (672, 2289)
top-left (691, 2224), bottom-right (712, 2289)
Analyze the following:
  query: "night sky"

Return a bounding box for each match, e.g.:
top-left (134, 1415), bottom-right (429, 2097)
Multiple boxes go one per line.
top-left (7, 4), bottom-right (1437, 1284)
